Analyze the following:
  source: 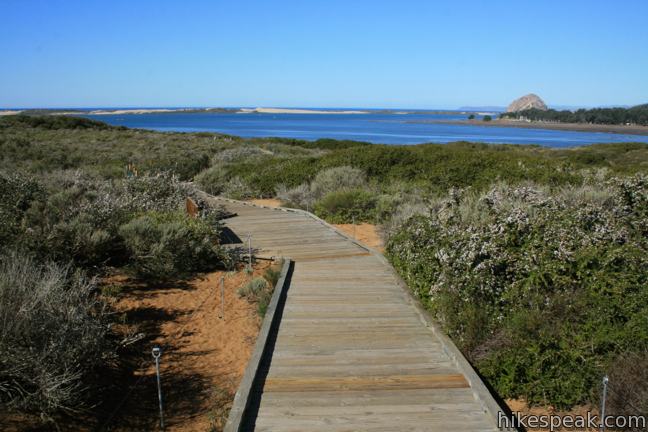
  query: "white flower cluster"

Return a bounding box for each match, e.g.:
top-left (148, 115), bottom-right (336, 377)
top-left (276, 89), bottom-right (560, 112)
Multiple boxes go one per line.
top-left (387, 174), bottom-right (648, 341)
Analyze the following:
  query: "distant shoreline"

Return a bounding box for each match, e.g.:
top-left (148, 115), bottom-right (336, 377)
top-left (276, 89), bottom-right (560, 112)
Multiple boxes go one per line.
top-left (0, 107), bottom-right (372, 116)
top-left (0, 107), bottom-right (487, 116)
top-left (415, 118), bottom-right (648, 136)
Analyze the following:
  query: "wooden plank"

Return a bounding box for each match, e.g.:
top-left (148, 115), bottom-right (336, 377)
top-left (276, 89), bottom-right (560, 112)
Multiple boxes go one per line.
top-left (256, 387), bottom-right (478, 407)
top-left (223, 259), bottom-right (292, 432)
top-left (206, 196), bottom-right (511, 432)
top-left (263, 374), bottom-right (470, 392)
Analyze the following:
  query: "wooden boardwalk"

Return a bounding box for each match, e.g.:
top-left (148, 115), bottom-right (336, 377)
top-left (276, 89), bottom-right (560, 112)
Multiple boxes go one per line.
top-left (214, 198), bottom-right (505, 432)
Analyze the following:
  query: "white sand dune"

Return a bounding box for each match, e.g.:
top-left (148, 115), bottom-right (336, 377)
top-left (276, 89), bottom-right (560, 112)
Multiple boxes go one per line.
top-left (0, 110), bottom-right (23, 116)
top-left (88, 108), bottom-right (186, 115)
top-left (239, 107), bottom-right (368, 114)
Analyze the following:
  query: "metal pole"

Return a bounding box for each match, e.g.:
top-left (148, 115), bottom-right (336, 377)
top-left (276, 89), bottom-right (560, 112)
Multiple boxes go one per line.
top-left (352, 216), bottom-right (356, 239)
top-left (152, 347), bottom-right (164, 430)
top-left (220, 276), bottom-right (225, 319)
top-left (247, 233), bottom-right (252, 272)
top-left (599, 375), bottom-right (608, 432)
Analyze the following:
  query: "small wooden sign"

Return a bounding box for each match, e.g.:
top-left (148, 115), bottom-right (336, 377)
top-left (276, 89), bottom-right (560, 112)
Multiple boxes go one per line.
top-left (186, 197), bottom-right (199, 218)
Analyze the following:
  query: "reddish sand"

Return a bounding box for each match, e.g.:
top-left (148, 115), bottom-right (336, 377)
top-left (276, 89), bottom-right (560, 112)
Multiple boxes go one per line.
top-left (505, 399), bottom-right (598, 431)
top-left (107, 262), bottom-right (274, 431)
top-left (334, 223), bottom-right (385, 252)
top-left (248, 198), bottom-right (282, 208)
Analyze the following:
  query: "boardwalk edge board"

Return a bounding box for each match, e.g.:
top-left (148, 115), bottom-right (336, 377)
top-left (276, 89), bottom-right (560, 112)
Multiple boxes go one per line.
top-left (224, 258), bottom-right (292, 432)
top-left (215, 195), bottom-right (517, 432)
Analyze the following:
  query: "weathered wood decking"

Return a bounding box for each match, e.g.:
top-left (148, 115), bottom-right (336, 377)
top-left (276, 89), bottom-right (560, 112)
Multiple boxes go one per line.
top-left (215, 198), bottom-right (507, 432)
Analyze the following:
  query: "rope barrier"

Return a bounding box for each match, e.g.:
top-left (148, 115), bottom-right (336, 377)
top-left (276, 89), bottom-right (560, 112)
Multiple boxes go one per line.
top-left (100, 271), bottom-right (234, 430)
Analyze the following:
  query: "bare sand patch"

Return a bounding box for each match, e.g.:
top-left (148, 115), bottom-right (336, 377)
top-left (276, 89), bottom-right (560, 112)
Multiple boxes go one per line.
top-left (334, 223), bottom-right (384, 252)
top-left (248, 198), bottom-right (283, 208)
top-left (104, 262), bottom-right (275, 431)
top-left (505, 399), bottom-right (598, 432)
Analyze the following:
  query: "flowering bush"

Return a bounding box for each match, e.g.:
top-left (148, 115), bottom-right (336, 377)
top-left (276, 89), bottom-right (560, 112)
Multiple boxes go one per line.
top-left (387, 175), bottom-right (648, 408)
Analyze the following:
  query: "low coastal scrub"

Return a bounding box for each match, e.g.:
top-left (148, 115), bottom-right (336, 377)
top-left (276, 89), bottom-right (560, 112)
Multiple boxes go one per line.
top-left (0, 170), bottom-right (199, 269)
top-left (2, 116), bottom-right (648, 421)
top-left (276, 166), bottom-right (375, 221)
top-left (314, 189), bottom-right (377, 223)
top-left (387, 175), bottom-right (648, 408)
top-left (0, 133), bottom-right (233, 425)
top-left (119, 211), bottom-right (224, 280)
top-left (0, 253), bottom-right (112, 418)
top-left (238, 263), bottom-right (285, 316)
top-left (237, 277), bottom-right (267, 300)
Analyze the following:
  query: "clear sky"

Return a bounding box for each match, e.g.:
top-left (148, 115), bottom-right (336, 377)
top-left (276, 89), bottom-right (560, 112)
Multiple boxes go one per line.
top-left (1, 0), bottom-right (647, 109)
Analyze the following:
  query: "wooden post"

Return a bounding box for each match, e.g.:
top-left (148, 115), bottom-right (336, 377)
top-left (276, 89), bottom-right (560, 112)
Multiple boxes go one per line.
top-left (220, 276), bottom-right (225, 319)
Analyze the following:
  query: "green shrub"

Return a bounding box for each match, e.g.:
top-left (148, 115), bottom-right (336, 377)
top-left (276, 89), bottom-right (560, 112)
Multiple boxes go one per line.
top-left (238, 274), bottom-right (280, 317)
top-left (0, 171), bottom-right (45, 252)
top-left (15, 173), bottom-right (191, 268)
top-left (374, 182), bottom-right (429, 237)
top-left (0, 114), bottom-right (115, 130)
top-left (257, 289), bottom-right (273, 317)
top-left (314, 189), bottom-right (377, 223)
top-left (483, 115), bottom-right (492, 121)
top-left (276, 183), bottom-right (315, 209)
top-left (237, 277), bottom-right (267, 300)
top-left (195, 165), bottom-right (228, 195)
top-left (119, 211), bottom-right (223, 280)
top-left (217, 146), bottom-right (267, 163)
top-left (275, 166), bottom-right (370, 212)
top-left (387, 175), bottom-right (648, 408)
top-left (222, 176), bottom-right (254, 199)
top-left (0, 252), bottom-right (111, 418)
top-left (262, 265), bottom-right (282, 286)
top-left (310, 166), bottom-right (367, 198)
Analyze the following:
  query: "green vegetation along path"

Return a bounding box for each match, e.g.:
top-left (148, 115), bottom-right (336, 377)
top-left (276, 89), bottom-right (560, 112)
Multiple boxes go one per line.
top-left (212, 197), bottom-right (506, 432)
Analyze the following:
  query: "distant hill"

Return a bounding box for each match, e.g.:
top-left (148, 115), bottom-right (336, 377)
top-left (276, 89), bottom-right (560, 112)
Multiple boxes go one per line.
top-left (506, 94), bottom-right (548, 112)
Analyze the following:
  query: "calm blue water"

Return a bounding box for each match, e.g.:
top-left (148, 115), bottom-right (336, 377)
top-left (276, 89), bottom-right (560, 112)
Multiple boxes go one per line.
top-left (83, 111), bottom-right (648, 147)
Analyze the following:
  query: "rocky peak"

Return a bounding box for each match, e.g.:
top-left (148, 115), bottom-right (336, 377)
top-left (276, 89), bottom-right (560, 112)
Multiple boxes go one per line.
top-left (506, 94), bottom-right (548, 112)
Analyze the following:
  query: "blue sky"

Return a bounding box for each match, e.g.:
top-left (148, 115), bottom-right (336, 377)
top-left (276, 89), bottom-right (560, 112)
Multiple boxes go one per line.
top-left (1, 0), bottom-right (647, 109)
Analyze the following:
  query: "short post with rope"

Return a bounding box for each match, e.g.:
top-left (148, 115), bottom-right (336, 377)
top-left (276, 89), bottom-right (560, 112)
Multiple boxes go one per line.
top-left (599, 374), bottom-right (608, 432)
top-left (152, 347), bottom-right (165, 430)
top-left (219, 276), bottom-right (225, 319)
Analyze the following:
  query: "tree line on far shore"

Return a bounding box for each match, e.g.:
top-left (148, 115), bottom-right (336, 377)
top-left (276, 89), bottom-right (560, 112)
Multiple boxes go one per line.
top-left (500, 103), bottom-right (648, 126)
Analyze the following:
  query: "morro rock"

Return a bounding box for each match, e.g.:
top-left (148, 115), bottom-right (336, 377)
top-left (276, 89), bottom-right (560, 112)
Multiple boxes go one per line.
top-left (506, 94), bottom-right (548, 112)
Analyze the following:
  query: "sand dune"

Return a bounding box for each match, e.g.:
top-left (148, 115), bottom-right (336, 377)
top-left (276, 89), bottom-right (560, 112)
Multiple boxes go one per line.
top-left (88, 108), bottom-right (186, 115)
top-left (0, 110), bottom-right (23, 116)
top-left (239, 107), bottom-right (368, 114)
